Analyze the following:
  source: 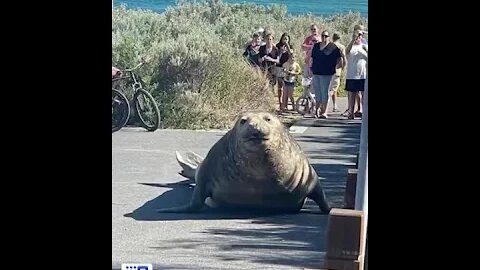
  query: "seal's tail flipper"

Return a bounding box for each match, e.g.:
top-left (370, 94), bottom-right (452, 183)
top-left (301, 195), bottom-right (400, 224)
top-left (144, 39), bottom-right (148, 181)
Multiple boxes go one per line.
top-left (175, 151), bottom-right (204, 180)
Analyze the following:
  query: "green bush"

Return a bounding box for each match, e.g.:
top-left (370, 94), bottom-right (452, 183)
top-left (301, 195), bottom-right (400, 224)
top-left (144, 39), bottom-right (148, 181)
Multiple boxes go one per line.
top-left (112, 0), bottom-right (367, 129)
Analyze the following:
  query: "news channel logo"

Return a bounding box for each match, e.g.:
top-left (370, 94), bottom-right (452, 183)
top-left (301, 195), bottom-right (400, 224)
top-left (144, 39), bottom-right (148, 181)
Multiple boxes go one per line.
top-left (121, 263), bottom-right (152, 270)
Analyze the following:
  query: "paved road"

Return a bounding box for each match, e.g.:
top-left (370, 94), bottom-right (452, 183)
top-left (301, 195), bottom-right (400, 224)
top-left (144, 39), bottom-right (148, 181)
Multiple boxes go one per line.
top-left (112, 97), bottom-right (362, 269)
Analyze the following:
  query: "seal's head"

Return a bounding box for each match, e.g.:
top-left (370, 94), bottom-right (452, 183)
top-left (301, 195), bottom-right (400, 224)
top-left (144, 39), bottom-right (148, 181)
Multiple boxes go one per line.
top-left (233, 112), bottom-right (287, 151)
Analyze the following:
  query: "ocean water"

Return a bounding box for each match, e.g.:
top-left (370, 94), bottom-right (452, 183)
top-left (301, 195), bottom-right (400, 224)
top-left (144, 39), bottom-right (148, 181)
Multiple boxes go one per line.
top-left (113, 0), bottom-right (368, 17)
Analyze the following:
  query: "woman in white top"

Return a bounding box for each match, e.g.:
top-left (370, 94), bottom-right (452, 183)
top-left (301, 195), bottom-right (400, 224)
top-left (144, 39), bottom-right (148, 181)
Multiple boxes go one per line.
top-left (345, 30), bottom-right (368, 119)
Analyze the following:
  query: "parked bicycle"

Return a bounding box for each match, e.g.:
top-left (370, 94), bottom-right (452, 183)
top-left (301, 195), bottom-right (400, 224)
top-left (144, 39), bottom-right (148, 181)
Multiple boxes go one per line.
top-left (295, 77), bottom-right (316, 115)
top-left (112, 57), bottom-right (161, 133)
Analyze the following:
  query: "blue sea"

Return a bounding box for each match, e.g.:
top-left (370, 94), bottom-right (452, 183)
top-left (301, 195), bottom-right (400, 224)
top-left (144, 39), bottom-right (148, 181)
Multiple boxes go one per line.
top-left (113, 0), bottom-right (368, 17)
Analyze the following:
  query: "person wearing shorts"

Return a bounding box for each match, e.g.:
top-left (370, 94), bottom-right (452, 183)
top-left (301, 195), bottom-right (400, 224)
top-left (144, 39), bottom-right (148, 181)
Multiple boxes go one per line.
top-left (328, 33), bottom-right (346, 113)
top-left (345, 30), bottom-right (368, 119)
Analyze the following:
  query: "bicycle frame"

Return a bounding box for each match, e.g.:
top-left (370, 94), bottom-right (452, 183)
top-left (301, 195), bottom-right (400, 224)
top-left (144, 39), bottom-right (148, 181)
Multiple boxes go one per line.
top-left (302, 84), bottom-right (316, 101)
top-left (294, 82), bottom-right (316, 115)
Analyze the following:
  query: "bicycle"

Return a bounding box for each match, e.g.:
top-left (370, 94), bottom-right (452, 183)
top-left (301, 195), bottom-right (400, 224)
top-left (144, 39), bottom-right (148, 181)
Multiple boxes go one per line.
top-left (295, 77), bottom-right (316, 115)
top-left (112, 57), bottom-right (161, 133)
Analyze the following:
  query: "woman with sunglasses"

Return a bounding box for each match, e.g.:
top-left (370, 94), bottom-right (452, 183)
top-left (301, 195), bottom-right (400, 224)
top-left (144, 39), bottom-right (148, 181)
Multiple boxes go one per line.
top-left (308, 30), bottom-right (342, 119)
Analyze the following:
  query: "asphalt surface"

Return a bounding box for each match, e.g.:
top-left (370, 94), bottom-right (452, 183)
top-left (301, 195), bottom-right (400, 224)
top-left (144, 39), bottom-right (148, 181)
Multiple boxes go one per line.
top-left (112, 97), bottom-right (362, 269)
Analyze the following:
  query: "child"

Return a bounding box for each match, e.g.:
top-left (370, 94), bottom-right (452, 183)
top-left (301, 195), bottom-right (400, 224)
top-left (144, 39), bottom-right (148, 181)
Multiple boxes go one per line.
top-left (281, 53), bottom-right (301, 111)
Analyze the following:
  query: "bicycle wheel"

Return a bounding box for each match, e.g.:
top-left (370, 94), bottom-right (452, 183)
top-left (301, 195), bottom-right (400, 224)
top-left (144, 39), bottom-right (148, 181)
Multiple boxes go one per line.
top-left (133, 89), bottom-right (161, 131)
top-left (295, 96), bottom-right (311, 115)
top-left (112, 88), bottom-right (130, 133)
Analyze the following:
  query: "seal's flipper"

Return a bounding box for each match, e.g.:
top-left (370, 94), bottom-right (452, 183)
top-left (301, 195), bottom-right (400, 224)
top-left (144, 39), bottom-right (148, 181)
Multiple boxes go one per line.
top-left (175, 151), bottom-right (204, 181)
top-left (156, 204), bottom-right (204, 213)
top-left (156, 197), bottom-right (218, 213)
top-left (204, 197), bottom-right (219, 208)
top-left (156, 173), bottom-right (209, 213)
top-left (307, 179), bottom-right (331, 214)
top-left (183, 151), bottom-right (204, 164)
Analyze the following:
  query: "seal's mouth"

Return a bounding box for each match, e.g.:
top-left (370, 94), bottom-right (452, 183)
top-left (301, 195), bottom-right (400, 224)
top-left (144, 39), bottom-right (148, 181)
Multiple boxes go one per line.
top-left (246, 132), bottom-right (269, 142)
top-left (248, 136), bottom-right (268, 142)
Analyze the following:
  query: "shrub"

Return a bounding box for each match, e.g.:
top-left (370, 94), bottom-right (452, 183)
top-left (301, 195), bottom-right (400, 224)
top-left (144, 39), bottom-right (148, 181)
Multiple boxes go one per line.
top-left (112, 0), bottom-right (367, 129)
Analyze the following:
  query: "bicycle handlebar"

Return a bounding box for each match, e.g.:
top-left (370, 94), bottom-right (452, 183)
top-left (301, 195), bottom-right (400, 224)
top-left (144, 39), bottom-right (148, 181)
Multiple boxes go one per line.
top-left (113, 56), bottom-right (151, 81)
top-left (112, 61), bottom-right (145, 82)
top-left (124, 61), bottom-right (145, 72)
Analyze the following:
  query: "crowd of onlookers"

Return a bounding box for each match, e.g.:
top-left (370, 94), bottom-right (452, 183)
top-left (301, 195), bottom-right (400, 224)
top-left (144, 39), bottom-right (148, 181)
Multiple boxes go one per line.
top-left (243, 24), bottom-right (368, 120)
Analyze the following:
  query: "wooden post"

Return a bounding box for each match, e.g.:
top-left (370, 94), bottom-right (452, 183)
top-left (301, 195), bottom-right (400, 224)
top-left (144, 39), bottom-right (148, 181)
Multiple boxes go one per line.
top-left (344, 169), bottom-right (358, 209)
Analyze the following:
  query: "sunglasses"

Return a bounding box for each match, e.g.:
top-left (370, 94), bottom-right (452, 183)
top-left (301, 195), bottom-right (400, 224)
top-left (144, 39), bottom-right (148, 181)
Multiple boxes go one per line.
top-left (322, 35), bottom-right (329, 37)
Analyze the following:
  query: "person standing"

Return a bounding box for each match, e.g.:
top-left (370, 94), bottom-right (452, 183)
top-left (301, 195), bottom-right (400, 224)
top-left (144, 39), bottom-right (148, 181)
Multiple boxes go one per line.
top-left (308, 30), bottom-right (342, 119)
top-left (344, 30), bottom-right (368, 119)
top-left (327, 32), bottom-right (346, 113)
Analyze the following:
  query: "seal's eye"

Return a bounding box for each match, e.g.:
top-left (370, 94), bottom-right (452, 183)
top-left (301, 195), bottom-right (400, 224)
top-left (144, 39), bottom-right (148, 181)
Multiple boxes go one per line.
top-left (264, 116), bottom-right (271, 122)
top-left (240, 118), bottom-right (247, 125)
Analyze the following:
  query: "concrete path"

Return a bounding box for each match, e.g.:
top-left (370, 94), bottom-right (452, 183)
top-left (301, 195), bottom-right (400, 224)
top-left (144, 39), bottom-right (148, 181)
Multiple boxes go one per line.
top-left (112, 97), bottom-right (362, 269)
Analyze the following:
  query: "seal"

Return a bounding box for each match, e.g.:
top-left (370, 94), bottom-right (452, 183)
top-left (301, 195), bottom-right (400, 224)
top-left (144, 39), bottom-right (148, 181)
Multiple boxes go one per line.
top-left (156, 111), bottom-right (331, 214)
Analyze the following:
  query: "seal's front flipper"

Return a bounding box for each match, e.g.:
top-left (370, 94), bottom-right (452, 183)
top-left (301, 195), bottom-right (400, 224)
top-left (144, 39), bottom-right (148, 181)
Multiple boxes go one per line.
top-left (156, 204), bottom-right (204, 213)
top-left (307, 180), bottom-right (331, 214)
top-left (156, 197), bottom-right (217, 213)
top-left (157, 173), bottom-right (209, 213)
top-left (175, 151), bottom-right (204, 181)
